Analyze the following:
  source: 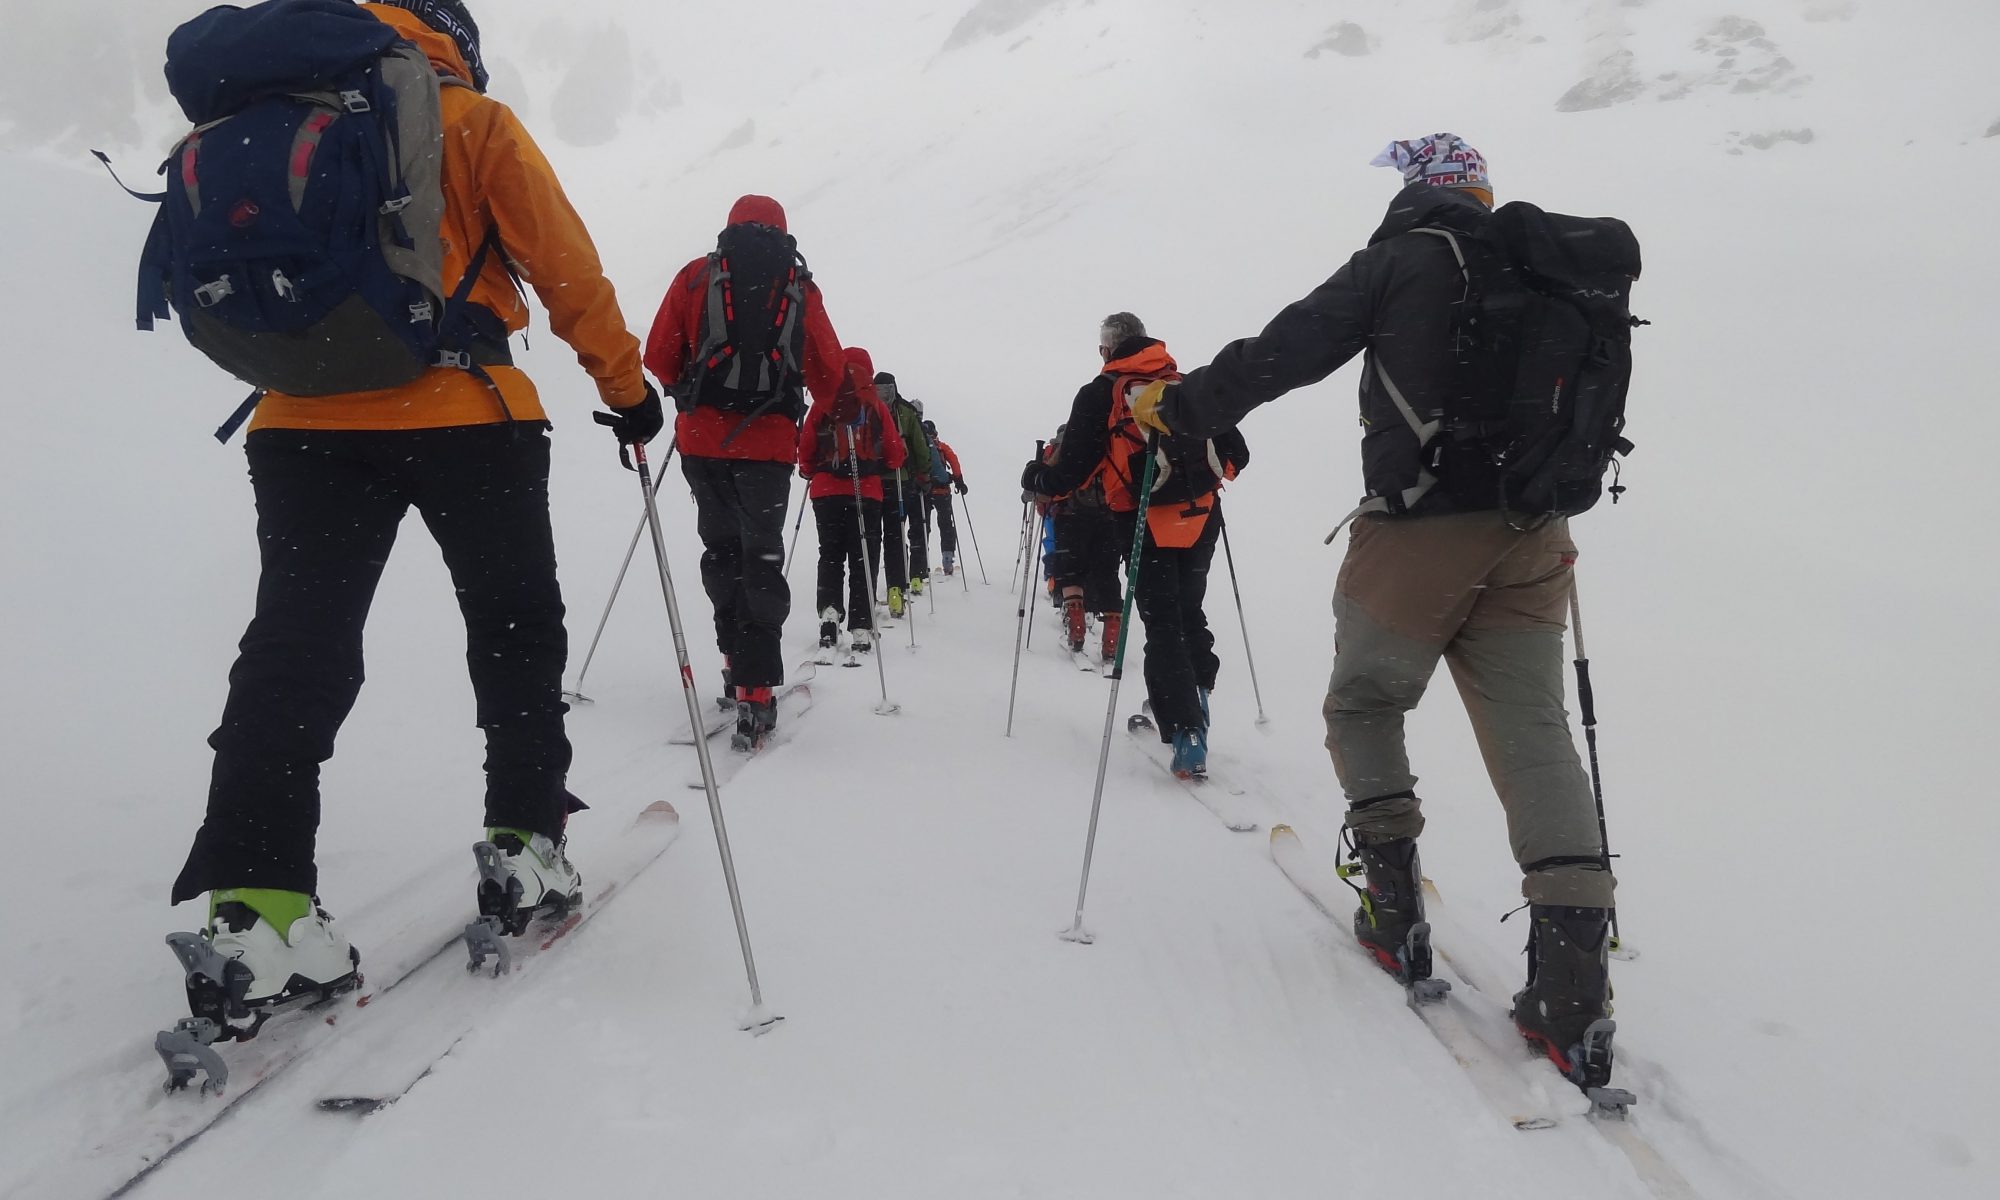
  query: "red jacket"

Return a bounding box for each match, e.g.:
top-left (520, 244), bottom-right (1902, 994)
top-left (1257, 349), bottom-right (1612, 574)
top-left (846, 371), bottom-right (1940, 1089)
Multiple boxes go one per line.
top-left (930, 439), bottom-right (963, 493)
top-left (644, 195), bottom-right (845, 463)
top-left (801, 349), bottom-right (905, 501)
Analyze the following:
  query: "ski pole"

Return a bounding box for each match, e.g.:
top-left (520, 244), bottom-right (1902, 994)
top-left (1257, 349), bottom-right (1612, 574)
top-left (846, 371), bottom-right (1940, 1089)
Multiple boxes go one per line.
top-left (956, 497), bottom-right (972, 595)
top-left (565, 508), bottom-right (645, 705)
top-left (1005, 444), bottom-right (1046, 737)
top-left (847, 427), bottom-right (899, 715)
top-left (591, 415), bottom-right (777, 1032)
top-left (895, 468), bottom-right (919, 650)
top-left (962, 494), bottom-right (989, 584)
top-left (1025, 512), bottom-right (1046, 652)
top-left (1061, 433), bottom-right (1161, 944)
top-left (1217, 516), bottom-right (1268, 726)
top-left (565, 440), bottom-right (677, 703)
top-left (780, 481), bottom-right (808, 582)
top-left (1012, 495), bottom-right (1031, 580)
top-left (1568, 575), bottom-right (1626, 957)
top-left (1005, 507), bottom-right (1044, 739)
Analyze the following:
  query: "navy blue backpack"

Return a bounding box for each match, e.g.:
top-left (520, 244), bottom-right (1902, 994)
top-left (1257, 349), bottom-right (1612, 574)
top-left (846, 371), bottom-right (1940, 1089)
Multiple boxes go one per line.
top-left (122, 0), bottom-right (493, 430)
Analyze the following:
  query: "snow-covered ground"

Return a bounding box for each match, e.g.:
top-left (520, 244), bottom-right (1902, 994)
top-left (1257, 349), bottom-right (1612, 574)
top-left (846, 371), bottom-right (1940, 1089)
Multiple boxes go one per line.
top-left (3, 1), bottom-right (1997, 1196)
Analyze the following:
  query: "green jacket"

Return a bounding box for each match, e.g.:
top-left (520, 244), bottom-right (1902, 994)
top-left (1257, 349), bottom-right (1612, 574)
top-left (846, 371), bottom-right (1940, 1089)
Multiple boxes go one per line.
top-left (891, 398), bottom-right (931, 478)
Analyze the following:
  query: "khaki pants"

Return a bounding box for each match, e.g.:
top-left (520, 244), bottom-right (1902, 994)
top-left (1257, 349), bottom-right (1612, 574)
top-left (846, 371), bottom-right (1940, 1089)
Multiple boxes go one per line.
top-left (1325, 512), bottom-right (1615, 908)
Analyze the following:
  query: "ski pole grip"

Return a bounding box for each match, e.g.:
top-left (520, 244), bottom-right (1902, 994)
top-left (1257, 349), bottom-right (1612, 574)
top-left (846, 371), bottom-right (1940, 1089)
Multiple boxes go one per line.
top-left (1573, 659), bottom-right (1598, 726)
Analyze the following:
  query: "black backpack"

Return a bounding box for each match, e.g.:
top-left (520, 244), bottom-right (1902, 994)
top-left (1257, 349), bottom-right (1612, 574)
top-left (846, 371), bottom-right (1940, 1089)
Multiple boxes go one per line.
top-left (1421, 203), bottom-right (1643, 519)
top-left (684, 223), bottom-right (810, 423)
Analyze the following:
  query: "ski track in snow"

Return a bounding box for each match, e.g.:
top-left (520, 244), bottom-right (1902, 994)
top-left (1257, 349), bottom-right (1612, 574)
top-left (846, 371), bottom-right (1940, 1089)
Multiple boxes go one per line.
top-left (5, 1), bottom-right (2000, 1196)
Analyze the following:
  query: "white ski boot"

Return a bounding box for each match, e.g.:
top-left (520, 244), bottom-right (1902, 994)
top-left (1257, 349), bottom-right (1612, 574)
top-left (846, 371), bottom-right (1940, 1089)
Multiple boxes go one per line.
top-left (466, 830), bottom-right (583, 973)
top-left (157, 890), bottom-right (360, 1092)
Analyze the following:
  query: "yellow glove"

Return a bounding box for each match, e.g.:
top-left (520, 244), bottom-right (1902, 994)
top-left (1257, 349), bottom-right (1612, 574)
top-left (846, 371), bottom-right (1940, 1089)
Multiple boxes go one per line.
top-left (1130, 380), bottom-right (1173, 436)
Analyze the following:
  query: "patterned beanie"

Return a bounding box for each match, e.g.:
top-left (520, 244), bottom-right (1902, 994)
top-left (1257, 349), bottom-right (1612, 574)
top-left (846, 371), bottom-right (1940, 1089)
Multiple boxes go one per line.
top-left (375, 0), bottom-right (489, 92)
top-left (1370, 133), bottom-right (1489, 192)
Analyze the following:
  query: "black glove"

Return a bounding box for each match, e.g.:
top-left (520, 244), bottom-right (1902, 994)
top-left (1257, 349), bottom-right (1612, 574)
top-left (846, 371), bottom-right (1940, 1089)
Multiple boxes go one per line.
top-left (952, 474), bottom-right (968, 495)
top-left (604, 381), bottom-right (666, 446)
top-left (1019, 460), bottom-right (1046, 496)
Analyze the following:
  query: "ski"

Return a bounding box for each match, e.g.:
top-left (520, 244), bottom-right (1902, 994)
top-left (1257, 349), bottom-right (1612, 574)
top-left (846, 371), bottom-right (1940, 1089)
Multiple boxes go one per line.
top-left (685, 682), bottom-right (815, 790)
top-left (1125, 713), bottom-right (1257, 832)
top-left (668, 704), bottom-right (735, 745)
top-left (313, 800), bottom-right (683, 1115)
top-left (95, 856), bottom-right (482, 1199)
top-left (1268, 824), bottom-right (1696, 1195)
top-left (1268, 823), bottom-right (1569, 1130)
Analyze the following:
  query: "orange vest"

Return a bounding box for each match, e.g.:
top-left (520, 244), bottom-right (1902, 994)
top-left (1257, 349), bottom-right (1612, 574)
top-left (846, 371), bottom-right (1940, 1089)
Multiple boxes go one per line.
top-left (1083, 343), bottom-right (1180, 513)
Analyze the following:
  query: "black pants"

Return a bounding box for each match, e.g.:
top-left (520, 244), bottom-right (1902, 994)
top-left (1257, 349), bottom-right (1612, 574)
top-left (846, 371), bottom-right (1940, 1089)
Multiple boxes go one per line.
top-left (1053, 505), bottom-right (1126, 614)
top-left (812, 493), bottom-right (882, 630)
top-left (927, 491), bottom-right (958, 556)
top-left (1129, 510), bottom-right (1223, 742)
top-left (681, 457), bottom-right (793, 690)
top-left (173, 425), bottom-right (570, 902)
top-left (883, 482), bottom-right (927, 586)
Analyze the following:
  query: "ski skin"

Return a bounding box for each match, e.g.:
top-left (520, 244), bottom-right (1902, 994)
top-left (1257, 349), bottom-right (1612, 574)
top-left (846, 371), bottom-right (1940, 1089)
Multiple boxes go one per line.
top-left (1267, 826), bottom-right (1701, 1198)
top-left (313, 801), bottom-right (683, 1116)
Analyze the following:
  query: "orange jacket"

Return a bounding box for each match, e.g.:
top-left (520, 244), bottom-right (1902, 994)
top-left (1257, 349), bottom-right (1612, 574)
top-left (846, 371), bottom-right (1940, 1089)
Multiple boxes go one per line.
top-left (250, 5), bottom-right (646, 433)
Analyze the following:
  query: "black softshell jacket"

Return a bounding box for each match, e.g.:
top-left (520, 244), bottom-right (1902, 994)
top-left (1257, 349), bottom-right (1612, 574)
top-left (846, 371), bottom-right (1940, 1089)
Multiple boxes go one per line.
top-left (1039, 337), bottom-right (1248, 503)
top-left (1158, 183), bottom-right (1495, 514)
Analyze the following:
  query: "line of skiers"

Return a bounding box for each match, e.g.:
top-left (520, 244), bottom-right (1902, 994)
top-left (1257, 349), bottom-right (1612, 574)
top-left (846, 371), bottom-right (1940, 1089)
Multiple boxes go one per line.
top-left (130, 0), bottom-right (1642, 1101)
top-left (797, 355), bottom-right (970, 656)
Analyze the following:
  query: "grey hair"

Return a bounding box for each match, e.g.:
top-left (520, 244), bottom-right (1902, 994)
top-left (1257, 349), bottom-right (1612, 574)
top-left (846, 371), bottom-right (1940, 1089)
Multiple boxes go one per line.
top-left (1099, 312), bottom-right (1146, 349)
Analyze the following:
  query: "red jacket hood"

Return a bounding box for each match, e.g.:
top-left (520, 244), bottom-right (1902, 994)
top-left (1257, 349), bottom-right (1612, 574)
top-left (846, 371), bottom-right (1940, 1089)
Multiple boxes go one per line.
top-left (728, 194), bottom-right (788, 232)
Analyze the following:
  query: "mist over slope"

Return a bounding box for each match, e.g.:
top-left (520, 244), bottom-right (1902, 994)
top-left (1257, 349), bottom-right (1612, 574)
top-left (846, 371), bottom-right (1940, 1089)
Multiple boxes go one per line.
top-left (2, 1), bottom-right (1996, 1196)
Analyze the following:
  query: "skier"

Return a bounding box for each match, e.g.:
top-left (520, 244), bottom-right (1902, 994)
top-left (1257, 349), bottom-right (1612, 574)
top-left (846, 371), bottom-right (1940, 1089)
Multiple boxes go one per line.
top-left (920, 419), bottom-right (969, 576)
top-left (645, 195), bottom-right (847, 748)
top-left (874, 372), bottom-right (931, 615)
top-left (167, 0), bottom-right (660, 1006)
top-left (798, 348), bottom-right (907, 655)
top-left (1130, 134), bottom-right (1639, 1085)
top-left (1022, 313), bottom-right (1247, 776)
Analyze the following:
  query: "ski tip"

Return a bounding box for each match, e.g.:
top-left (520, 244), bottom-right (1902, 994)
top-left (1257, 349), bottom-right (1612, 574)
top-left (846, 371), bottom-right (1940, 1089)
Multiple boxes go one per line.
top-left (637, 800), bottom-right (681, 824)
top-left (1269, 823), bottom-right (1296, 842)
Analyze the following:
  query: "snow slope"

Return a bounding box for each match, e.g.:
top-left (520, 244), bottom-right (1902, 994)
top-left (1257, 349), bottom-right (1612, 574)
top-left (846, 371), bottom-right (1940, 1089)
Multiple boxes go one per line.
top-left (3, 1), bottom-right (1997, 1196)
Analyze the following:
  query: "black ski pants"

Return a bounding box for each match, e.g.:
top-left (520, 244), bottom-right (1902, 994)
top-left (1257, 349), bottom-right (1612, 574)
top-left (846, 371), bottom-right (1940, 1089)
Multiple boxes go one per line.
top-left (681, 456), bottom-right (793, 690)
top-left (812, 493), bottom-right (882, 630)
top-left (927, 490), bottom-right (958, 556)
top-left (173, 425), bottom-right (570, 903)
top-left (1054, 505), bottom-right (1125, 614)
top-left (1128, 509), bottom-right (1223, 742)
top-left (883, 480), bottom-right (928, 586)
